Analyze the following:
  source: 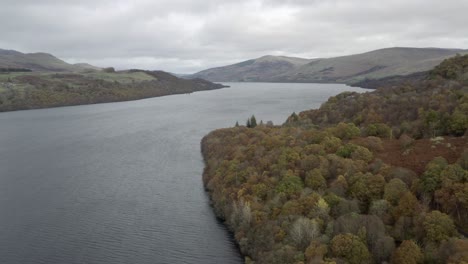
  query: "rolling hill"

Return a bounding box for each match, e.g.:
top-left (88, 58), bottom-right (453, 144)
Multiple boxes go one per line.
top-left (192, 55), bottom-right (313, 82)
top-left (191, 47), bottom-right (468, 84)
top-left (0, 49), bottom-right (227, 111)
top-left (0, 49), bottom-right (99, 72)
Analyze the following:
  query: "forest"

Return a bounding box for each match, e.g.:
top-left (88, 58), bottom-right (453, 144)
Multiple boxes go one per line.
top-left (201, 55), bottom-right (468, 263)
top-left (0, 70), bottom-right (225, 112)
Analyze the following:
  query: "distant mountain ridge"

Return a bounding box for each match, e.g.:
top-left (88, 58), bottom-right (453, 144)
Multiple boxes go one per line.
top-left (191, 47), bottom-right (468, 84)
top-left (0, 49), bottom-right (100, 72)
top-left (193, 55), bottom-right (313, 82)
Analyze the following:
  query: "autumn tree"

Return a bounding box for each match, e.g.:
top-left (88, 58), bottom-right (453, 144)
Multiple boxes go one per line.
top-left (329, 175), bottom-right (348, 197)
top-left (275, 170), bottom-right (304, 198)
top-left (330, 233), bottom-right (371, 264)
top-left (348, 172), bottom-right (385, 209)
top-left (434, 164), bottom-right (468, 222)
top-left (329, 122), bottom-right (360, 140)
top-left (422, 210), bottom-right (457, 244)
top-left (392, 240), bottom-right (423, 264)
top-left (369, 199), bottom-right (389, 216)
top-left (448, 110), bottom-right (468, 135)
top-left (305, 240), bottom-right (328, 263)
top-left (384, 178), bottom-right (408, 205)
top-left (372, 235), bottom-right (395, 263)
top-left (365, 123), bottom-right (392, 138)
top-left (420, 157), bottom-right (448, 198)
top-left (437, 238), bottom-right (468, 264)
top-left (305, 169), bottom-right (326, 190)
top-left (393, 191), bottom-right (419, 219)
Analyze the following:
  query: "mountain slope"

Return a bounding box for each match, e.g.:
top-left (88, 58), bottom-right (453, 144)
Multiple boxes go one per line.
top-left (192, 47), bottom-right (468, 84)
top-left (278, 47), bottom-right (468, 83)
top-left (192, 55), bottom-right (312, 82)
top-left (0, 49), bottom-right (99, 72)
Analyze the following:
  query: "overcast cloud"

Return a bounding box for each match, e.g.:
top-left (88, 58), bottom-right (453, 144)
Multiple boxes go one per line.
top-left (1, 0), bottom-right (467, 73)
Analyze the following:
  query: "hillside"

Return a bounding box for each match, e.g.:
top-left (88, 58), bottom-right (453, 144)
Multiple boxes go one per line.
top-left (73, 63), bottom-right (102, 71)
top-left (192, 55), bottom-right (313, 82)
top-left (201, 55), bottom-right (468, 263)
top-left (0, 70), bottom-right (226, 112)
top-left (0, 49), bottom-right (99, 72)
top-left (192, 47), bottom-right (468, 84)
top-left (349, 71), bottom-right (429, 89)
top-left (0, 48), bottom-right (227, 111)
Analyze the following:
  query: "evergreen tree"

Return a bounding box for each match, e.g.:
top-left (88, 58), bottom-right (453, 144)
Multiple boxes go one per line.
top-left (250, 115), bottom-right (257, 128)
top-left (246, 118), bottom-right (251, 128)
top-left (290, 112), bottom-right (299, 122)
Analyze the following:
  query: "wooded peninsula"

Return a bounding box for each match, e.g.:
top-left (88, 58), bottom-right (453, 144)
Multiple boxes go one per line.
top-left (202, 55), bottom-right (468, 263)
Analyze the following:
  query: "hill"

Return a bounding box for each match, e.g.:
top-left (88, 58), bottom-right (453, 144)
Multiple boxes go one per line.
top-left (192, 47), bottom-right (468, 84)
top-left (0, 48), bottom-right (227, 111)
top-left (73, 63), bottom-right (102, 71)
top-left (192, 55), bottom-right (312, 82)
top-left (0, 49), bottom-right (99, 72)
top-left (201, 55), bottom-right (468, 263)
top-left (0, 70), bottom-right (226, 112)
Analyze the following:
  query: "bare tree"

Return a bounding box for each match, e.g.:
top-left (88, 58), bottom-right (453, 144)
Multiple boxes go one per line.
top-left (290, 217), bottom-right (320, 250)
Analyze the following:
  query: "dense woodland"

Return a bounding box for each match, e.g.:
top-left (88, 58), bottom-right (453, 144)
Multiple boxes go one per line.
top-left (202, 55), bottom-right (468, 263)
top-left (350, 71), bottom-right (428, 89)
top-left (0, 70), bottom-right (225, 112)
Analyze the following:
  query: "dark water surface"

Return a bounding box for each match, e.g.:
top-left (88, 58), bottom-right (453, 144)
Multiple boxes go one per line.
top-left (0, 83), bottom-right (367, 264)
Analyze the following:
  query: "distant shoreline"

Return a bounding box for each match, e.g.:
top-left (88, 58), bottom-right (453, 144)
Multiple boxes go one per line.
top-left (0, 70), bottom-right (226, 112)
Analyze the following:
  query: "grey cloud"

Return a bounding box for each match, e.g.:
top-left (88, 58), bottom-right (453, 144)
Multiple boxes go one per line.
top-left (1, 0), bottom-right (467, 73)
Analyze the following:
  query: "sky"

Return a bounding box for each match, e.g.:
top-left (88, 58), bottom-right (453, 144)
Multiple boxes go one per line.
top-left (1, 0), bottom-right (467, 73)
